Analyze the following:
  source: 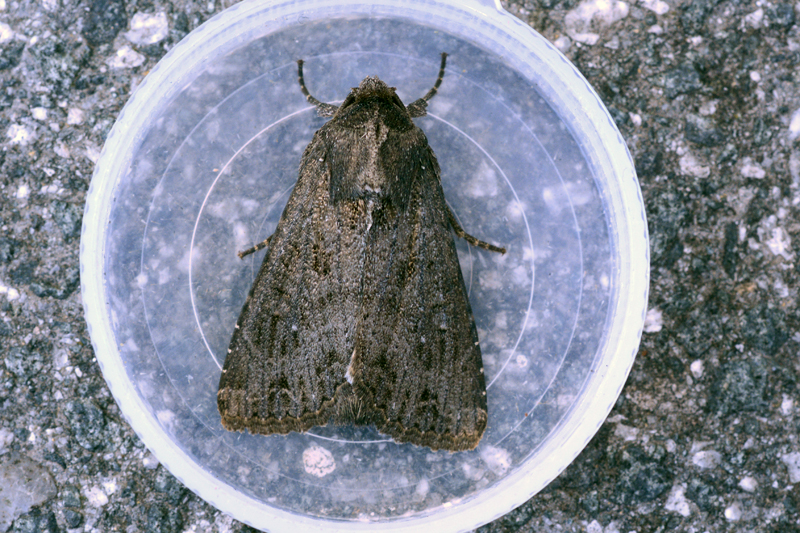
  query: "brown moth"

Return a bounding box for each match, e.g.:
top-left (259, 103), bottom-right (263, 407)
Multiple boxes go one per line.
top-left (217, 54), bottom-right (505, 452)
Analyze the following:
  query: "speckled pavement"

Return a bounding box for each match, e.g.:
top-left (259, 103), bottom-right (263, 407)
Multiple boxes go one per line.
top-left (1, 1), bottom-right (799, 532)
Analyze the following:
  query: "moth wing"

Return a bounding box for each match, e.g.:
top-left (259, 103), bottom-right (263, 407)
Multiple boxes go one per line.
top-left (352, 136), bottom-right (489, 452)
top-left (218, 131), bottom-right (364, 435)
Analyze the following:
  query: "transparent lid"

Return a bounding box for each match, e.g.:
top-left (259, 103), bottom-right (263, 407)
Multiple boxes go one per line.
top-left (81, 0), bottom-right (648, 531)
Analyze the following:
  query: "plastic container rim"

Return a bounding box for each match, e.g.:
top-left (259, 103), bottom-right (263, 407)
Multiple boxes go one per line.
top-left (80, 0), bottom-right (649, 531)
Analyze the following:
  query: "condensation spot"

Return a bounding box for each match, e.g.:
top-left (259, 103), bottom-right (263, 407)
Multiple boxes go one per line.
top-left (480, 445), bottom-right (511, 477)
top-left (302, 445), bottom-right (336, 477)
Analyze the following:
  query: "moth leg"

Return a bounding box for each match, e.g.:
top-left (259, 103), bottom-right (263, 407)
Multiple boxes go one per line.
top-left (407, 52), bottom-right (448, 118)
top-left (237, 235), bottom-right (273, 259)
top-left (446, 205), bottom-right (506, 254)
top-left (297, 60), bottom-right (338, 117)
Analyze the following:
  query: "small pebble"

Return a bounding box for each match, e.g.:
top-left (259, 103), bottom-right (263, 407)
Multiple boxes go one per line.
top-left (6, 124), bottom-right (31, 145)
top-left (781, 452), bottom-right (800, 483)
top-left (743, 8), bottom-right (764, 28)
top-left (690, 360), bottom-right (704, 379)
top-left (0, 454), bottom-right (57, 530)
top-left (142, 453), bottom-right (160, 470)
top-left (724, 501), bottom-right (742, 521)
top-left (67, 107), bottom-right (85, 125)
top-left (789, 108), bottom-right (800, 141)
top-left (84, 485), bottom-right (109, 507)
top-left (764, 227), bottom-right (792, 259)
top-left (124, 12), bottom-right (169, 45)
top-left (0, 21), bottom-right (13, 43)
top-left (107, 46), bottom-right (146, 69)
top-left (781, 395), bottom-right (794, 416)
top-left (641, 0), bottom-right (669, 15)
top-left (692, 450), bottom-right (721, 469)
top-left (738, 476), bottom-right (757, 492)
top-left (740, 157), bottom-right (766, 179)
top-left (0, 428), bottom-right (13, 453)
top-left (564, 0), bottom-right (629, 45)
top-left (679, 152), bottom-right (710, 178)
top-left (643, 307), bottom-right (663, 333)
top-left (664, 484), bottom-right (691, 517)
top-left (553, 35), bottom-right (571, 52)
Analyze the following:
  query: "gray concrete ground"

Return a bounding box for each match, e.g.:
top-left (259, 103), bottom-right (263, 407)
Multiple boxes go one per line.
top-left (1, 0), bottom-right (799, 531)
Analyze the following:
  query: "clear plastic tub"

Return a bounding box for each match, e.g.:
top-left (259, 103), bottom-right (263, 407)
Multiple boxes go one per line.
top-left (80, 0), bottom-right (649, 531)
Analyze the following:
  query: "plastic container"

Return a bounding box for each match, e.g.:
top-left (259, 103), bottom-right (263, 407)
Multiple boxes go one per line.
top-left (80, 0), bottom-right (649, 531)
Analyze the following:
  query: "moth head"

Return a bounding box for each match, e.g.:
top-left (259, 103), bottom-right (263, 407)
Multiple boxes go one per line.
top-left (352, 76), bottom-right (396, 98)
top-left (340, 75), bottom-right (407, 112)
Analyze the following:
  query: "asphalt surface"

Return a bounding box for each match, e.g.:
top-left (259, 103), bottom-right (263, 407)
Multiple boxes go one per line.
top-left (1, 1), bottom-right (799, 532)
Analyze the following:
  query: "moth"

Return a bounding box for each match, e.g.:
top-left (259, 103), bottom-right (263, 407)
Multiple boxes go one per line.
top-left (217, 54), bottom-right (505, 452)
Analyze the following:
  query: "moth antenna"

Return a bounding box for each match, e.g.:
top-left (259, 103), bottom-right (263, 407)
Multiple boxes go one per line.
top-left (407, 53), bottom-right (448, 118)
top-left (420, 52), bottom-right (448, 103)
top-left (297, 60), bottom-right (338, 117)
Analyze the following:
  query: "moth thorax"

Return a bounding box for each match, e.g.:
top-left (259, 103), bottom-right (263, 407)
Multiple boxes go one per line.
top-left (351, 121), bottom-right (389, 195)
